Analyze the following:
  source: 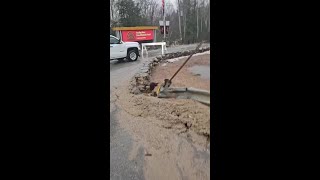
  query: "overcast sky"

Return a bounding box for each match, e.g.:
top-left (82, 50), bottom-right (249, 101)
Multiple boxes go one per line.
top-left (167, 0), bottom-right (177, 10)
top-left (156, 0), bottom-right (177, 10)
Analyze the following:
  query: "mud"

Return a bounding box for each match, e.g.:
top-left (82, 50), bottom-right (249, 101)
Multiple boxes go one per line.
top-left (188, 65), bottom-right (210, 80)
top-left (115, 84), bottom-right (210, 144)
top-left (116, 54), bottom-right (211, 143)
top-left (112, 85), bottom-right (210, 180)
top-left (110, 52), bottom-right (210, 179)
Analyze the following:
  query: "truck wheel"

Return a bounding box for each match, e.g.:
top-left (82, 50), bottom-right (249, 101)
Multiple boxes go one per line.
top-left (127, 49), bottom-right (138, 61)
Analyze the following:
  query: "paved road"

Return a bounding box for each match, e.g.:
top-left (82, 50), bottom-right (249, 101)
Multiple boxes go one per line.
top-left (109, 43), bottom-right (210, 179)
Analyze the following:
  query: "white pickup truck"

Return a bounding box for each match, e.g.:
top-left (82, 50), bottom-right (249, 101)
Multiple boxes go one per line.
top-left (110, 35), bottom-right (140, 61)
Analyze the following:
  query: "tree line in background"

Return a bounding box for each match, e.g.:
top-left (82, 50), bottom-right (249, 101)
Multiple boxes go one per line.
top-left (110, 0), bottom-right (210, 44)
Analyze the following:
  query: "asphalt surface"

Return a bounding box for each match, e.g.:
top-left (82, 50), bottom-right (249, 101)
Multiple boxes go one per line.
top-left (109, 43), bottom-right (210, 179)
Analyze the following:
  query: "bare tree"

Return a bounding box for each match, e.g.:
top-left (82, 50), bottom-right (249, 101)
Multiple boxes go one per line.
top-left (200, 0), bottom-right (203, 33)
top-left (177, 0), bottom-right (182, 41)
top-left (208, 0), bottom-right (210, 33)
top-left (110, 0), bottom-right (121, 27)
top-left (183, 0), bottom-right (187, 40)
top-left (149, 0), bottom-right (158, 25)
top-left (196, 0), bottom-right (199, 38)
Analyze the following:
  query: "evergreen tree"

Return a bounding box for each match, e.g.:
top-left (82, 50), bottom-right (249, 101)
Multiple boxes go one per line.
top-left (116, 0), bottom-right (143, 26)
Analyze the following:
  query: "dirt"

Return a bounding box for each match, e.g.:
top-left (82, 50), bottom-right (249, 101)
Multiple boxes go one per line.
top-left (112, 86), bottom-right (210, 179)
top-left (115, 53), bottom-right (211, 144)
top-left (151, 53), bottom-right (210, 91)
top-left (115, 85), bottom-right (210, 140)
top-left (110, 52), bottom-right (210, 179)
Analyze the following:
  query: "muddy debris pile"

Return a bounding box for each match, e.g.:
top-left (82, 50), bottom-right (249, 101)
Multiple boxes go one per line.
top-left (117, 90), bottom-right (210, 137)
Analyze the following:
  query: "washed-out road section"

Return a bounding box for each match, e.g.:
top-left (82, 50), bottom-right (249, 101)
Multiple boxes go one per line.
top-left (110, 43), bottom-right (210, 180)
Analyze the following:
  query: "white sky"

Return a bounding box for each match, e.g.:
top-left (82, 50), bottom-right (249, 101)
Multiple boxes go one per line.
top-left (129, 0), bottom-right (177, 10)
top-left (155, 0), bottom-right (177, 10)
top-left (166, 0), bottom-right (177, 10)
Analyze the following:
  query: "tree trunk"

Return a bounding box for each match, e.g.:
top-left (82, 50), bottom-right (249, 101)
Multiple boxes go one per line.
top-left (110, 0), bottom-right (114, 21)
top-left (201, 16), bottom-right (203, 33)
top-left (200, 0), bottom-right (203, 34)
top-left (177, 0), bottom-right (182, 41)
top-left (151, 7), bottom-right (154, 25)
top-left (183, 2), bottom-right (186, 42)
top-left (184, 14), bottom-right (186, 41)
top-left (197, 5), bottom-right (199, 39)
top-left (208, 1), bottom-right (210, 32)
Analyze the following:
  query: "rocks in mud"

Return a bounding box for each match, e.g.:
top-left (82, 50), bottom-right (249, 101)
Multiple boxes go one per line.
top-left (152, 57), bottom-right (158, 62)
top-left (186, 122), bottom-right (193, 128)
top-left (129, 46), bottom-right (211, 94)
top-left (174, 123), bottom-right (188, 134)
top-left (182, 50), bottom-right (189, 56)
top-left (143, 80), bottom-right (150, 86)
top-left (128, 84), bottom-right (134, 92)
top-left (131, 72), bottom-right (150, 90)
top-left (166, 53), bottom-right (174, 59)
top-left (156, 55), bottom-right (162, 61)
top-left (138, 85), bottom-right (146, 91)
top-left (140, 67), bottom-right (149, 74)
top-left (202, 46), bottom-right (210, 52)
top-left (139, 72), bottom-right (149, 78)
top-left (175, 52), bottom-right (182, 57)
top-left (131, 86), bottom-right (141, 95)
